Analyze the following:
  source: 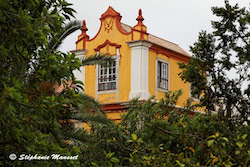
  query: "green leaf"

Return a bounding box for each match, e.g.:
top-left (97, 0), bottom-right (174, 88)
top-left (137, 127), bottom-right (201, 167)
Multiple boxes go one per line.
top-left (131, 134), bottom-right (137, 141)
top-left (106, 152), bottom-right (115, 158)
top-left (222, 137), bottom-right (228, 142)
top-left (242, 134), bottom-right (247, 139)
top-left (91, 162), bottom-right (98, 166)
top-left (127, 140), bottom-right (132, 143)
top-left (235, 150), bottom-right (240, 155)
top-left (236, 142), bottom-right (243, 149)
top-left (110, 157), bottom-right (120, 163)
top-left (137, 138), bottom-right (143, 143)
top-left (207, 140), bottom-right (215, 147)
top-left (50, 14), bottom-right (59, 19)
top-left (107, 139), bottom-right (113, 143)
top-left (208, 135), bottom-right (216, 139)
top-left (176, 160), bottom-right (185, 167)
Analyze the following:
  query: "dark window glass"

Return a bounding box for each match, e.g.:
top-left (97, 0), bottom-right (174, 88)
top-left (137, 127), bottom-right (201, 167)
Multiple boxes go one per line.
top-left (157, 61), bottom-right (168, 89)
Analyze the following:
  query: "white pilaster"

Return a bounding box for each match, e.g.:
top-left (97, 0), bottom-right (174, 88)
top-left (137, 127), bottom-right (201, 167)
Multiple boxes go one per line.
top-left (128, 40), bottom-right (152, 100)
top-left (72, 49), bottom-right (87, 94)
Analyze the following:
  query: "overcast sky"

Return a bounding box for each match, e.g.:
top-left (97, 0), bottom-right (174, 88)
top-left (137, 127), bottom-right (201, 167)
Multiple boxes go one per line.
top-left (60, 0), bottom-right (248, 55)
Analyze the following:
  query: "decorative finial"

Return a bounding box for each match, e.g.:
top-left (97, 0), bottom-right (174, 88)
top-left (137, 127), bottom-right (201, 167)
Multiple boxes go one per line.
top-left (136, 9), bottom-right (144, 23)
top-left (81, 20), bottom-right (88, 32)
top-left (133, 9), bottom-right (147, 40)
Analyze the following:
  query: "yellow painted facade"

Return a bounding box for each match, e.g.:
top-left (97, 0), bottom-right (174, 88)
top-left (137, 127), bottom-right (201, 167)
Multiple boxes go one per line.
top-left (73, 6), bottom-right (203, 122)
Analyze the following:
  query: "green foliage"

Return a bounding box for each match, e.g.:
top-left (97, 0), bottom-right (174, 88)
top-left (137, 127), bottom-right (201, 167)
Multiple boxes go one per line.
top-left (0, 0), bottom-right (112, 166)
top-left (67, 1), bottom-right (249, 166)
top-left (73, 90), bottom-right (249, 166)
top-left (178, 0), bottom-right (250, 124)
top-left (1, 1), bottom-right (248, 166)
top-left (48, 20), bottom-right (82, 51)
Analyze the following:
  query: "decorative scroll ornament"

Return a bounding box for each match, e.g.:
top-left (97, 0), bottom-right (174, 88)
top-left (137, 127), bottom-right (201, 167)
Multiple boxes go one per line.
top-left (104, 18), bottom-right (114, 33)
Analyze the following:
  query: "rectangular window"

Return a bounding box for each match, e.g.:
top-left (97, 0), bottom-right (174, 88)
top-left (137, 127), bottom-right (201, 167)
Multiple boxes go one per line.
top-left (157, 61), bottom-right (168, 89)
top-left (98, 61), bottom-right (116, 91)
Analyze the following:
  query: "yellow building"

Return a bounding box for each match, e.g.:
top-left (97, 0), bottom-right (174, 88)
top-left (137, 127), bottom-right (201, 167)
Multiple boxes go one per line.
top-left (72, 7), bottom-right (199, 121)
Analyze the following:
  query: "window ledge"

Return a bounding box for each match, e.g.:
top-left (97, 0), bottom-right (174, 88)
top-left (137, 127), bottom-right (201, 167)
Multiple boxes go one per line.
top-left (97, 89), bottom-right (116, 94)
top-left (156, 87), bottom-right (169, 92)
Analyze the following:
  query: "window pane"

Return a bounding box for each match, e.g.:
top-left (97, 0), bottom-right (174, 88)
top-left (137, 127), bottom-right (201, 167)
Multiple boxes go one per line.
top-left (157, 61), bottom-right (168, 90)
top-left (157, 62), bottom-right (161, 78)
top-left (98, 60), bottom-right (117, 91)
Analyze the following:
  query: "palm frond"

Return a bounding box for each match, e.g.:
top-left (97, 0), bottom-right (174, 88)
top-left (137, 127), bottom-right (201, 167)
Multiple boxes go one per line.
top-left (77, 94), bottom-right (103, 114)
top-left (81, 94), bottom-right (102, 108)
top-left (48, 20), bottom-right (82, 51)
top-left (49, 126), bottom-right (69, 148)
top-left (71, 112), bottom-right (111, 124)
top-left (81, 54), bottom-right (114, 66)
top-left (62, 128), bottom-right (88, 142)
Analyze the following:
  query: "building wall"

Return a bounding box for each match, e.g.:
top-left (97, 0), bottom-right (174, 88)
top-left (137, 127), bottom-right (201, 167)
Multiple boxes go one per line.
top-left (74, 7), bottom-right (205, 123)
top-left (77, 17), bottom-right (132, 104)
top-left (148, 51), bottom-right (190, 107)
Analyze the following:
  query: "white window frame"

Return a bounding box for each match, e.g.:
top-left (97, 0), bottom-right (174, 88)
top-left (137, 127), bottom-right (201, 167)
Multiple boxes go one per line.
top-left (95, 54), bottom-right (120, 101)
top-left (98, 61), bottom-right (117, 91)
top-left (155, 58), bottom-right (170, 93)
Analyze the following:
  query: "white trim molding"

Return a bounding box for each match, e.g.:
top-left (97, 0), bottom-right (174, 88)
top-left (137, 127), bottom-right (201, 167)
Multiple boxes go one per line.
top-left (71, 49), bottom-right (87, 94)
top-left (95, 54), bottom-right (120, 102)
top-left (71, 49), bottom-right (87, 61)
top-left (127, 40), bottom-right (152, 100)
